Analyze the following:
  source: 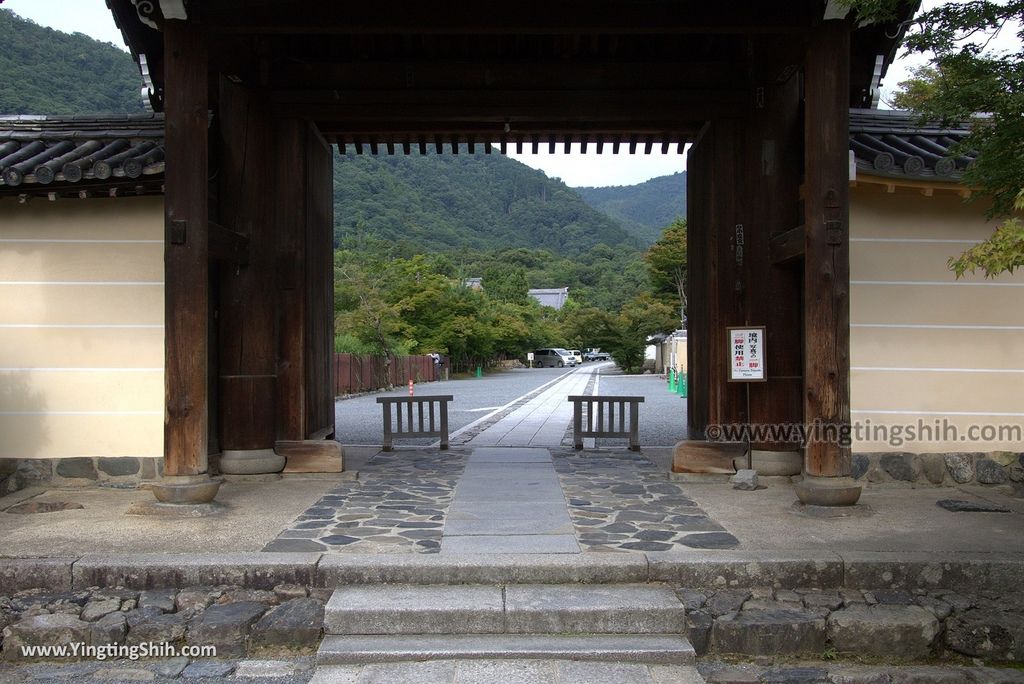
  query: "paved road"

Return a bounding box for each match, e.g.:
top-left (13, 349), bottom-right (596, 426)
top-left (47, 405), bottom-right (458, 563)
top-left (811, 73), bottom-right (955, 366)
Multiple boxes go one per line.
top-left (334, 365), bottom-right (589, 446)
top-left (334, 362), bottom-right (688, 448)
top-left (596, 372), bottom-right (690, 447)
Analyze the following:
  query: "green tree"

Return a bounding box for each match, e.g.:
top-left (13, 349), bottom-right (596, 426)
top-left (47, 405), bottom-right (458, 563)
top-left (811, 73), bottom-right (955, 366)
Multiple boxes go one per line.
top-left (890, 65), bottom-right (941, 110)
top-left (560, 294), bottom-right (677, 373)
top-left (481, 263), bottom-right (529, 304)
top-left (847, 0), bottom-right (1024, 276)
top-left (644, 218), bottom-right (688, 322)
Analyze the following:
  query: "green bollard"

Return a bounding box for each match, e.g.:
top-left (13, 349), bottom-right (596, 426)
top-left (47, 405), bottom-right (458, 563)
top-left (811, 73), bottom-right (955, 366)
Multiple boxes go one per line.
top-left (678, 372), bottom-right (688, 397)
top-left (668, 369), bottom-right (676, 393)
top-left (476, 366), bottom-right (482, 378)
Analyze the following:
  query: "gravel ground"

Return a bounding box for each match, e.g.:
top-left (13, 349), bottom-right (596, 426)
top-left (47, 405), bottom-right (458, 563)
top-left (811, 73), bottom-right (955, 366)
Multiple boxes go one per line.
top-left (595, 370), bottom-right (689, 447)
top-left (334, 366), bottom-right (580, 446)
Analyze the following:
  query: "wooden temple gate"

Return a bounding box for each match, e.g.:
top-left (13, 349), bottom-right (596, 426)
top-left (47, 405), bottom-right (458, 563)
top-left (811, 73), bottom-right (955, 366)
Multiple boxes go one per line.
top-left (106, 0), bottom-right (915, 507)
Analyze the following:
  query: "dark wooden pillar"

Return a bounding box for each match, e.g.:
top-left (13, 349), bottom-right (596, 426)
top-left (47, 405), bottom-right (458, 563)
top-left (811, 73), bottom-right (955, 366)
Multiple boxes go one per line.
top-left (162, 20), bottom-right (210, 480)
top-left (215, 78), bottom-right (283, 474)
top-left (275, 119), bottom-right (308, 443)
top-left (274, 120), bottom-right (336, 445)
top-left (746, 63), bottom-right (804, 449)
top-left (685, 121), bottom-right (746, 437)
top-left (797, 19), bottom-right (860, 506)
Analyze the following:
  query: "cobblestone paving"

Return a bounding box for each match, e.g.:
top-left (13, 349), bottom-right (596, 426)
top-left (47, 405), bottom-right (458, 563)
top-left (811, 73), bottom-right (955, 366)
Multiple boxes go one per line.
top-left (552, 449), bottom-right (739, 552)
top-left (264, 450), bottom-right (467, 554)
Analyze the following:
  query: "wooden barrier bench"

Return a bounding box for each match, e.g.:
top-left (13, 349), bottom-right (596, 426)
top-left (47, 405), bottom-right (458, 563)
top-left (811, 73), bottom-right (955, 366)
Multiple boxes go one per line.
top-left (376, 395), bottom-right (453, 451)
top-left (569, 395), bottom-right (645, 451)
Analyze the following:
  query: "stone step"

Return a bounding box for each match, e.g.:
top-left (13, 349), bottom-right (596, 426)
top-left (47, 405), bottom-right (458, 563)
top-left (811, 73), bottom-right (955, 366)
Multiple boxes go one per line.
top-left (324, 583), bottom-right (685, 635)
top-left (316, 634), bottom-right (696, 665)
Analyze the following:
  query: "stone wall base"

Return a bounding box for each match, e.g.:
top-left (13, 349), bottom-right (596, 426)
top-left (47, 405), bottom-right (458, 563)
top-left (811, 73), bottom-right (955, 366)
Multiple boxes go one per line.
top-left (0, 457), bottom-right (163, 496)
top-left (852, 451), bottom-right (1023, 488)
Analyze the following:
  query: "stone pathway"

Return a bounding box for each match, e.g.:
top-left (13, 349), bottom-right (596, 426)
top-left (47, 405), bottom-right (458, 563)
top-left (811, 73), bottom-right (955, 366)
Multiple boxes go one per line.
top-left (553, 449), bottom-right (739, 552)
top-left (441, 447), bottom-right (579, 554)
top-left (268, 446), bottom-right (737, 555)
top-left (264, 451), bottom-right (466, 553)
top-left (268, 361), bottom-right (738, 554)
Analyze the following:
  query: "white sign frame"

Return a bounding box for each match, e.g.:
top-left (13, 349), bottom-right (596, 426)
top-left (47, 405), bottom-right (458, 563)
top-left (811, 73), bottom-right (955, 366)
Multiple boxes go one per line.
top-left (727, 326), bottom-right (767, 382)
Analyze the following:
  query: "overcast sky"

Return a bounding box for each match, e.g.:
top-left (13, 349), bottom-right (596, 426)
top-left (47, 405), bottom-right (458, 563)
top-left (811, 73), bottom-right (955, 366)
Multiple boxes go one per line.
top-left (4, 0), bottom-right (1018, 187)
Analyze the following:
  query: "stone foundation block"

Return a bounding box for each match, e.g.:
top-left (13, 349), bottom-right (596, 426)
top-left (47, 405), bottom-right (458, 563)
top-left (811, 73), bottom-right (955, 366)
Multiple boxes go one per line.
top-left (89, 612), bottom-right (127, 646)
top-left (946, 608), bottom-right (1024, 661)
top-left (125, 611), bottom-right (188, 646)
top-left (710, 609), bottom-right (826, 656)
top-left (827, 604), bottom-right (939, 659)
top-left (186, 601), bottom-right (267, 657)
top-left (1, 613), bottom-right (91, 661)
top-left (249, 597), bottom-right (324, 652)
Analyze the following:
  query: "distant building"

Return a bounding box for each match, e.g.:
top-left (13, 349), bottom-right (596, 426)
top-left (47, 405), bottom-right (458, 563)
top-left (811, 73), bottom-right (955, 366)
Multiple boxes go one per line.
top-left (462, 277), bottom-right (482, 290)
top-left (528, 287), bottom-right (569, 310)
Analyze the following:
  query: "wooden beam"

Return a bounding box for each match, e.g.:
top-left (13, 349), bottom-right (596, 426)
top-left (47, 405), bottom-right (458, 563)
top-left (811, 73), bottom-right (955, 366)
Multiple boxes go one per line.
top-left (803, 20), bottom-right (853, 480)
top-left (163, 19), bottom-right (209, 478)
top-left (770, 225), bottom-right (805, 265)
top-left (277, 440), bottom-right (343, 473)
top-left (200, 3), bottom-right (814, 35)
top-left (268, 61), bottom-right (744, 92)
top-left (269, 88), bottom-right (748, 121)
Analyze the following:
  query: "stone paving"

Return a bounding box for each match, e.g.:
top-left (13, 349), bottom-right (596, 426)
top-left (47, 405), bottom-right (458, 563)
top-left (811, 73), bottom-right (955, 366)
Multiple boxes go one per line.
top-left (552, 449), bottom-right (740, 552)
top-left (264, 451), bottom-right (467, 554)
top-left (267, 446), bottom-right (739, 555)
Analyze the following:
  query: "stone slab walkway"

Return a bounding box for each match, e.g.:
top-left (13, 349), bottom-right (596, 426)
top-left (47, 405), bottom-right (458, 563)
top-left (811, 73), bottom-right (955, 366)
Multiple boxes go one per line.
top-left (265, 446), bottom-right (737, 555)
top-left (441, 447), bottom-right (579, 554)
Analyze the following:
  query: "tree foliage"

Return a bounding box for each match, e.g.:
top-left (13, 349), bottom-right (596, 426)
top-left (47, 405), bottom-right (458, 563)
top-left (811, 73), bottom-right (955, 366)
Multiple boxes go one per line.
top-left (949, 190), bottom-right (1024, 276)
top-left (848, 0), bottom-right (1024, 277)
top-left (560, 293), bottom-right (679, 374)
top-left (334, 248), bottom-right (564, 371)
top-left (644, 218), bottom-right (688, 322)
top-left (481, 263), bottom-right (529, 304)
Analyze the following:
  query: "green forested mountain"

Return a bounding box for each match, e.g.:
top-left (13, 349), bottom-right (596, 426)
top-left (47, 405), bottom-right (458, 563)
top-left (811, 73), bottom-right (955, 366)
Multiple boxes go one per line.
top-left (0, 10), bottom-right (144, 115)
top-left (333, 150), bottom-right (640, 255)
top-left (575, 172), bottom-right (687, 245)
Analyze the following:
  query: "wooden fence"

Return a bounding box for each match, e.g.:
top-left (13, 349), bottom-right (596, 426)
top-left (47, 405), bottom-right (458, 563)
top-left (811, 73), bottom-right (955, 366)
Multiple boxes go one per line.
top-left (377, 395), bottom-right (453, 450)
top-left (569, 395), bottom-right (645, 451)
top-left (334, 353), bottom-right (437, 396)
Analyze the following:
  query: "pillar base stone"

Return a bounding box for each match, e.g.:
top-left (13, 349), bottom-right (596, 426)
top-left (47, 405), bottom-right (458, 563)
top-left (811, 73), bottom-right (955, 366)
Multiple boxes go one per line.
top-left (218, 448), bottom-right (285, 475)
top-left (793, 474), bottom-right (862, 506)
top-left (149, 474), bottom-right (223, 505)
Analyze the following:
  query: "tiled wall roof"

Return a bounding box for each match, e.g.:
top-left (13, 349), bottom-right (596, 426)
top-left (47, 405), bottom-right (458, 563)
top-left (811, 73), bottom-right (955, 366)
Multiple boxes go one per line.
top-left (849, 108), bottom-right (974, 182)
top-left (0, 114), bottom-right (164, 190)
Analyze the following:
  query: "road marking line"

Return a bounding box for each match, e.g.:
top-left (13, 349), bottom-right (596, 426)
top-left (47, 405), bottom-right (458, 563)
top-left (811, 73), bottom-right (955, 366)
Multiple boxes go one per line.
top-left (435, 369), bottom-right (582, 446)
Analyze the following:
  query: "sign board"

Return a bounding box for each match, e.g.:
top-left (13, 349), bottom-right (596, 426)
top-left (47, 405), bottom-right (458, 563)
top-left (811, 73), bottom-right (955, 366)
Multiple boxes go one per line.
top-left (727, 326), bottom-right (766, 382)
top-left (526, 352), bottom-right (534, 361)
